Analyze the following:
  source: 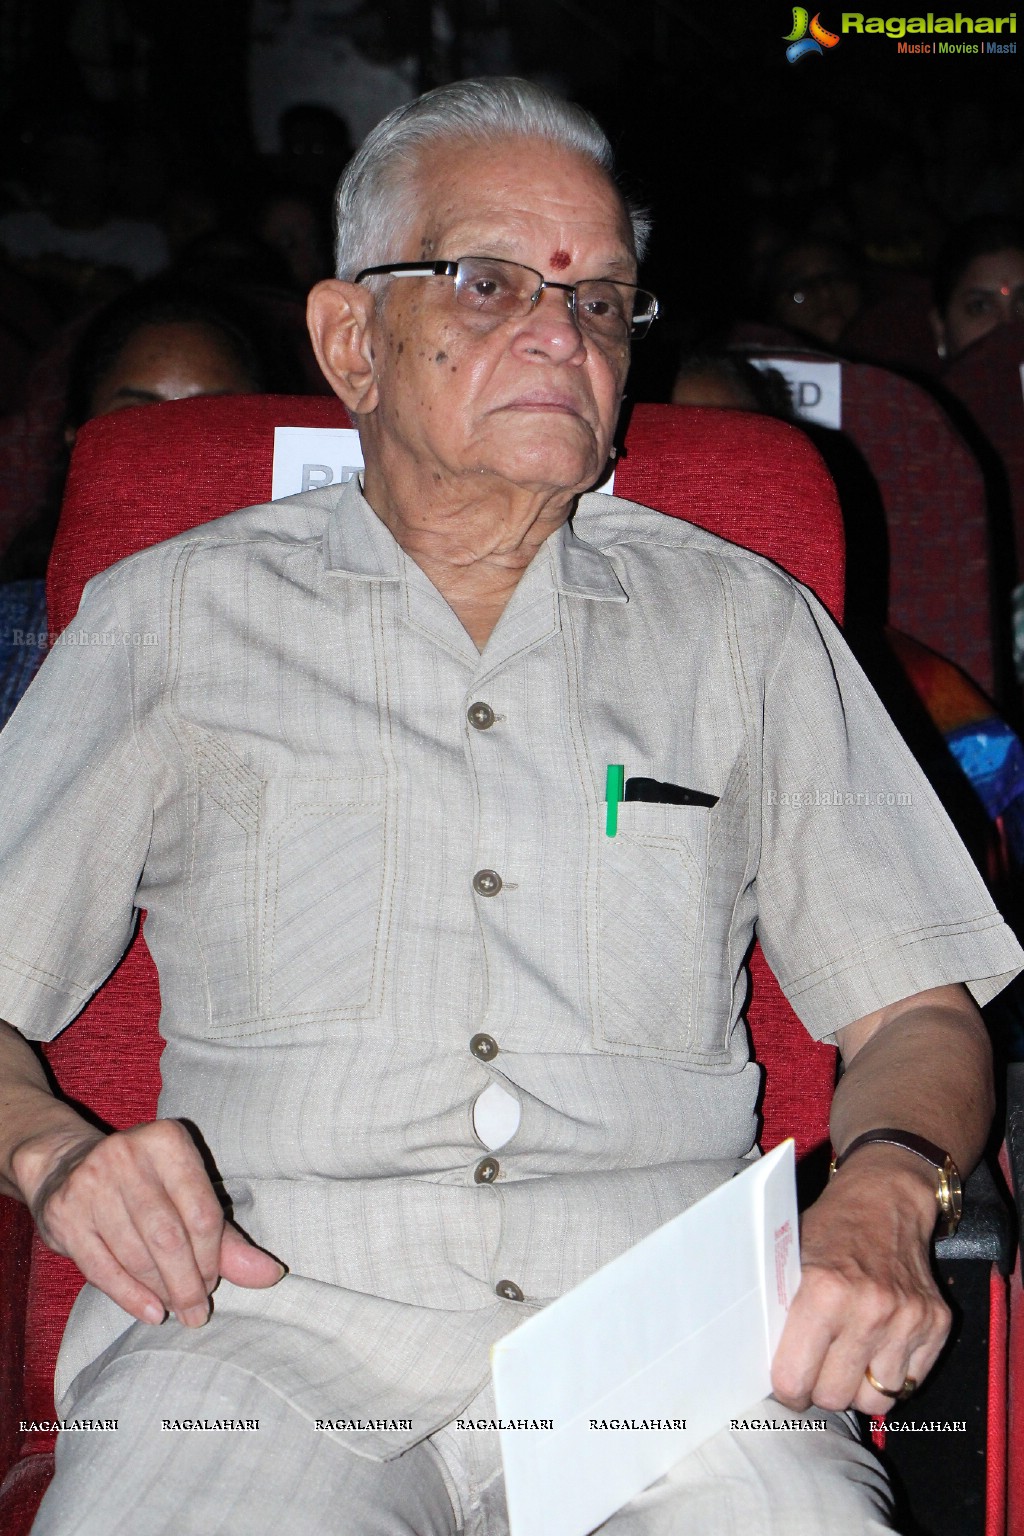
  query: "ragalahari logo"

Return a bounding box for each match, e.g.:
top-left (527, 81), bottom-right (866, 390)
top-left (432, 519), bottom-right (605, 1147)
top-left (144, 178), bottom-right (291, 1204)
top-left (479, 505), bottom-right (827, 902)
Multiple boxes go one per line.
top-left (784, 8), bottom-right (841, 60)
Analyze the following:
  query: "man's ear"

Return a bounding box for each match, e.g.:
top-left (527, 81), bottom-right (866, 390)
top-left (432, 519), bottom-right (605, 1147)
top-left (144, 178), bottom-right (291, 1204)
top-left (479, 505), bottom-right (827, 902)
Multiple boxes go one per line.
top-left (306, 279), bottom-right (380, 414)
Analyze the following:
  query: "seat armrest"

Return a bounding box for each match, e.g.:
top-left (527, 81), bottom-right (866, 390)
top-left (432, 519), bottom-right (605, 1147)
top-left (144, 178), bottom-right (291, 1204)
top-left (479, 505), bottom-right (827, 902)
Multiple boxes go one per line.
top-left (0, 1196), bottom-right (33, 1481)
top-left (1006, 1063), bottom-right (1024, 1263)
top-left (934, 1157), bottom-right (1014, 1272)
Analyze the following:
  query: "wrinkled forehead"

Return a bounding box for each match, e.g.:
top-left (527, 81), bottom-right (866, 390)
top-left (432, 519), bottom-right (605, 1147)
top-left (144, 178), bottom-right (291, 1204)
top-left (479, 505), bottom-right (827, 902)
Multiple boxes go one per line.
top-left (399, 134), bottom-right (636, 270)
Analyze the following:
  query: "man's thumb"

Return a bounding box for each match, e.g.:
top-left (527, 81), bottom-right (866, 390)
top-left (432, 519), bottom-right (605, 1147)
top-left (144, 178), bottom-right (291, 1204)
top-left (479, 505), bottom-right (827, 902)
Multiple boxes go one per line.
top-left (218, 1223), bottom-right (287, 1288)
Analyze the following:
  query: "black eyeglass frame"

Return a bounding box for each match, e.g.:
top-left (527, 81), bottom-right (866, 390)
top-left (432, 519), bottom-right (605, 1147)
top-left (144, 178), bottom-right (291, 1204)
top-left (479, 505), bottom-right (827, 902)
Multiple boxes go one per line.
top-left (353, 256), bottom-right (660, 340)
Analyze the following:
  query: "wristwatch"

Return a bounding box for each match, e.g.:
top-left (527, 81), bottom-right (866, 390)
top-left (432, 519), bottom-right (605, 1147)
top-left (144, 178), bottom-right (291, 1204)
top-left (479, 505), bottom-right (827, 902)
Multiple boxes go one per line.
top-left (829, 1128), bottom-right (963, 1237)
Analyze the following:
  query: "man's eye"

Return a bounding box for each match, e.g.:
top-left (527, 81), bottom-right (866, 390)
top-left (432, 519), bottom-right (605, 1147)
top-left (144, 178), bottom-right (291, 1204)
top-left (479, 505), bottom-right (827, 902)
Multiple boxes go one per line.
top-left (579, 286), bottom-right (628, 323)
top-left (458, 265), bottom-right (516, 307)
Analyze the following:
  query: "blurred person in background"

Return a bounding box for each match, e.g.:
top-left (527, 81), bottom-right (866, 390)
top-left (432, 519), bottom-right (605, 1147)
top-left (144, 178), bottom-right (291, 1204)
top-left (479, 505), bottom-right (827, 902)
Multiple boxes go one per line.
top-left (256, 187), bottom-right (334, 293)
top-left (670, 350), bottom-right (792, 414)
top-left (763, 237), bottom-right (865, 350)
top-left (930, 216), bottom-right (1024, 362)
top-left (0, 281), bottom-right (287, 726)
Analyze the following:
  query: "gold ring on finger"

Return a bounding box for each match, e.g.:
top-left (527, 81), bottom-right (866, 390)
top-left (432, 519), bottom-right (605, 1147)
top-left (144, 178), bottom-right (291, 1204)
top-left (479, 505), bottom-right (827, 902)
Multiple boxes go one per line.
top-left (865, 1367), bottom-right (916, 1401)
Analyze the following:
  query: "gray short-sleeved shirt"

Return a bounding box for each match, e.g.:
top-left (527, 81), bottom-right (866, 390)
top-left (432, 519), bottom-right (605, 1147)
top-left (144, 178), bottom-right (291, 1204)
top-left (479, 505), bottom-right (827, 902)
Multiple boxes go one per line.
top-left (0, 479), bottom-right (1019, 1455)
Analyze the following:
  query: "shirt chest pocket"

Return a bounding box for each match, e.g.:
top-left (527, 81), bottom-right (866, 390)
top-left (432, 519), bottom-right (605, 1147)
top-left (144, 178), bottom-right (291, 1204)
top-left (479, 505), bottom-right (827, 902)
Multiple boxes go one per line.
top-left (256, 775), bottom-right (394, 1022)
top-left (593, 801), bottom-right (714, 1061)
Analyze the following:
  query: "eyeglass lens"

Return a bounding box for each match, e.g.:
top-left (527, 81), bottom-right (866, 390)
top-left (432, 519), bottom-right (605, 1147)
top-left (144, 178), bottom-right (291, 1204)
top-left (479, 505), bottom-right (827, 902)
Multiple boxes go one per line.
top-left (452, 257), bottom-right (655, 339)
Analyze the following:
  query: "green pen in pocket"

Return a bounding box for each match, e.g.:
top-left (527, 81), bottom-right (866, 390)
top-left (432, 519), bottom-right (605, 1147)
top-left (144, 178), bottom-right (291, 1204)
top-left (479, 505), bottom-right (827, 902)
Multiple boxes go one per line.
top-left (605, 764), bottom-right (624, 836)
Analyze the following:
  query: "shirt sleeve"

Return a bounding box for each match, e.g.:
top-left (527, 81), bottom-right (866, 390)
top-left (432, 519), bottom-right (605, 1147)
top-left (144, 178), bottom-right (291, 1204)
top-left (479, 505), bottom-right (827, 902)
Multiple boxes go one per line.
top-left (753, 582), bottom-right (1024, 1043)
top-left (0, 570), bottom-right (155, 1040)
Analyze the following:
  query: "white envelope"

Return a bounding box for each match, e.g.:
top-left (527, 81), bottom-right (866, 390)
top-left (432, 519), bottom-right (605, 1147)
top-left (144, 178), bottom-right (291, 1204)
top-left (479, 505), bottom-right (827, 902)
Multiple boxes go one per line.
top-left (491, 1139), bottom-right (800, 1536)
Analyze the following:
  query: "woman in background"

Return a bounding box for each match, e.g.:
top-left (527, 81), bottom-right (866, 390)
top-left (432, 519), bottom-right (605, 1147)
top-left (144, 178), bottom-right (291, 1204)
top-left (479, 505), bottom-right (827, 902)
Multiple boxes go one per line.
top-left (0, 282), bottom-right (284, 724)
top-left (931, 216), bottom-right (1024, 362)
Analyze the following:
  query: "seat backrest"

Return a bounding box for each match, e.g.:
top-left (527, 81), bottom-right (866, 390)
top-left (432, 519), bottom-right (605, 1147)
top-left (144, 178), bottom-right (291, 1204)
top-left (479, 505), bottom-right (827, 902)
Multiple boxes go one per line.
top-left (839, 360), bottom-right (995, 692)
top-left (944, 320), bottom-right (1024, 577)
top-left (840, 270), bottom-right (939, 378)
top-left (746, 351), bottom-right (995, 694)
top-left (21, 396), bottom-right (843, 1441)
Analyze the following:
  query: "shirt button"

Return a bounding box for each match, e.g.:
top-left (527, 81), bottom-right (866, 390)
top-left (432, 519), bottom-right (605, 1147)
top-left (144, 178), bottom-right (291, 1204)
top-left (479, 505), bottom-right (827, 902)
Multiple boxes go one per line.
top-left (496, 1279), bottom-right (525, 1302)
top-left (472, 869), bottom-right (503, 897)
top-left (474, 1156), bottom-right (500, 1183)
top-left (470, 1033), bottom-right (499, 1061)
top-left (467, 702), bottom-right (496, 730)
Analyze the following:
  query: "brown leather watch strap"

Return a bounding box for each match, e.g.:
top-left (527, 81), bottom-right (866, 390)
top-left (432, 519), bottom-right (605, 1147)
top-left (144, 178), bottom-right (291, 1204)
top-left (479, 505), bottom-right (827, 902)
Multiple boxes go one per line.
top-left (832, 1128), bottom-right (952, 1171)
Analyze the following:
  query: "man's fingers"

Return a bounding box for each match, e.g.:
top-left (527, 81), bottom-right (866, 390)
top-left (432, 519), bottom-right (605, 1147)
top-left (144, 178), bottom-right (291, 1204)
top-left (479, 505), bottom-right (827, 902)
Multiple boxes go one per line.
top-left (61, 1228), bottom-right (167, 1325)
top-left (127, 1197), bottom-right (218, 1325)
top-left (772, 1262), bottom-right (950, 1412)
top-left (218, 1223), bottom-right (287, 1289)
top-left (854, 1332), bottom-right (950, 1417)
top-left (47, 1174), bottom-right (216, 1326)
top-left (33, 1120), bottom-right (231, 1326)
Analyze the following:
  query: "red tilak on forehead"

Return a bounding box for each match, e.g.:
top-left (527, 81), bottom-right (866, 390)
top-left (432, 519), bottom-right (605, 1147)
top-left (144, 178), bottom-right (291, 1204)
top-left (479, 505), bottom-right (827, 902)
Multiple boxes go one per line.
top-left (549, 249), bottom-right (571, 271)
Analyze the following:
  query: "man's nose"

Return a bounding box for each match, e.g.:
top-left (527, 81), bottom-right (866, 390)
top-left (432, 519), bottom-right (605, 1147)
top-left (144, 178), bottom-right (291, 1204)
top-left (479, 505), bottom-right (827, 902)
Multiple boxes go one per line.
top-left (515, 284), bottom-right (586, 358)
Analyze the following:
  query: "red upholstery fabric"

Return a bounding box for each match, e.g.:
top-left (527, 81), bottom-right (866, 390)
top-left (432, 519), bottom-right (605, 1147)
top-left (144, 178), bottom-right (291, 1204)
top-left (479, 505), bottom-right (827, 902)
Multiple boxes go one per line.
top-left (0, 1456), bottom-right (54, 1536)
top-left (741, 350), bottom-right (995, 693)
top-left (2, 396), bottom-right (844, 1523)
top-left (987, 1267), bottom-right (1008, 1536)
top-left (944, 321), bottom-right (1024, 578)
top-left (1008, 1232), bottom-right (1024, 1536)
top-left (841, 271), bottom-right (939, 379)
top-left (614, 405), bottom-right (845, 623)
top-left (839, 361), bottom-right (993, 693)
top-left (0, 1204), bottom-right (31, 1475)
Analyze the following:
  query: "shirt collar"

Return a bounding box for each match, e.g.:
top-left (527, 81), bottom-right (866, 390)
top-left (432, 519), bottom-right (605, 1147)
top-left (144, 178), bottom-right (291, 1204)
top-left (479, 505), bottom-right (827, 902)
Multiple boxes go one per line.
top-left (323, 477), bottom-right (404, 580)
top-left (323, 476), bottom-right (628, 603)
top-left (553, 506), bottom-right (629, 603)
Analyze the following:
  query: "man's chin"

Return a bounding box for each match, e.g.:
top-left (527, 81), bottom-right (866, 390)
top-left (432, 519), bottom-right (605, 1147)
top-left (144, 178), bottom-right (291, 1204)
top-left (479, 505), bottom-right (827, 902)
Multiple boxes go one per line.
top-left (472, 443), bottom-right (612, 500)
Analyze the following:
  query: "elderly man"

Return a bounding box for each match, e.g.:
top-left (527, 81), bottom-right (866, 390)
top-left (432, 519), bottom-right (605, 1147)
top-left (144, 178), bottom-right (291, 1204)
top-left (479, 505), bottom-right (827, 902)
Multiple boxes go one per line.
top-left (0, 78), bottom-right (1020, 1536)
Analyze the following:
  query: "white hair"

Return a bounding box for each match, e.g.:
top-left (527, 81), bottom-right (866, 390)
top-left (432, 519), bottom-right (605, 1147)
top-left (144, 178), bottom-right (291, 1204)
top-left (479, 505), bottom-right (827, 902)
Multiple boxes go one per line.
top-left (333, 76), bottom-right (651, 280)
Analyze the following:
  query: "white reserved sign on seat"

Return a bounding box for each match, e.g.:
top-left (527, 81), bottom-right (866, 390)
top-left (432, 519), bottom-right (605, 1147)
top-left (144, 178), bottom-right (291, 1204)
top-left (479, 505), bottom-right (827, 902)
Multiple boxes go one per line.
top-left (750, 358), bottom-right (842, 429)
top-left (271, 427), bottom-right (365, 500)
top-left (271, 426), bottom-right (616, 501)
top-left (491, 1140), bottom-right (800, 1536)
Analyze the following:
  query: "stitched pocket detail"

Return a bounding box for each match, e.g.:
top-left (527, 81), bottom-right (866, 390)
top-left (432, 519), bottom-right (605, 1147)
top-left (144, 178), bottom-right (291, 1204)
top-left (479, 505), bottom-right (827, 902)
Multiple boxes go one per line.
top-left (595, 802), bottom-right (709, 1057)
top-left (257, 776), bottom-right (391, 1020)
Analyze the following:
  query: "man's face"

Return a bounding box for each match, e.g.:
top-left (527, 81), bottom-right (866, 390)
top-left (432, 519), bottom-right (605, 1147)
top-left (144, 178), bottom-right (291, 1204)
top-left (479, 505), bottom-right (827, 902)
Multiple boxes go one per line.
top-left (359, 136), bottom-right (637, 500)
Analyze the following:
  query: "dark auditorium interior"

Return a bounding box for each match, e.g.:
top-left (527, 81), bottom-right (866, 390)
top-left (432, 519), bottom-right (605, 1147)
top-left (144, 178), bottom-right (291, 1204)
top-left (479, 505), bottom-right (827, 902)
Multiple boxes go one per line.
top-left (0, 3), bottom-right (1024, 1535)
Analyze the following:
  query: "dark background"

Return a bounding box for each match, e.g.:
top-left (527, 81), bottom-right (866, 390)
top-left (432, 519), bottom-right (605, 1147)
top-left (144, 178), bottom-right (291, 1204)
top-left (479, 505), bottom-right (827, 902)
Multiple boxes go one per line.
top-left (0, 0), bottom-right (1020, 361)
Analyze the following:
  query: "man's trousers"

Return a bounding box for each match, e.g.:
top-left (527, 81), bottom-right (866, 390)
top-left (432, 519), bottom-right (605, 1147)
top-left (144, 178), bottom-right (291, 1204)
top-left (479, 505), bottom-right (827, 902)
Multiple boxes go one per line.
top-left (31, 1353), bottom-right (894, 1535)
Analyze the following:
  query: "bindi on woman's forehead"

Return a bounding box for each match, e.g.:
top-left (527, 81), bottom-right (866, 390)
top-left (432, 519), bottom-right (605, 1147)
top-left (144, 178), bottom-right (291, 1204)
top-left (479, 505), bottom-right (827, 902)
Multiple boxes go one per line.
top-left (549, 250), bottom-right (571, 271)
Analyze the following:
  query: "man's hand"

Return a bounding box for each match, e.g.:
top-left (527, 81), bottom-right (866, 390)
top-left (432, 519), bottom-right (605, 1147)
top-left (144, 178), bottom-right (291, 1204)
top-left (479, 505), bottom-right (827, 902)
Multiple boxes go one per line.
top-left (770, 981), bottom-right (991, 1416)
top-left (771, 1144), bottom-right (950, 1416)
top-left (12, 1120), bottom-right (285, 1328)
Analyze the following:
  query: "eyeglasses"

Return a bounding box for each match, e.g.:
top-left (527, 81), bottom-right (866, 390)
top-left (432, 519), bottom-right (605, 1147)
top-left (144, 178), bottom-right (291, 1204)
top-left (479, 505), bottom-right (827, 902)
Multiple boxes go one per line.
top-left (354, 255), bottom-right (659, 342)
